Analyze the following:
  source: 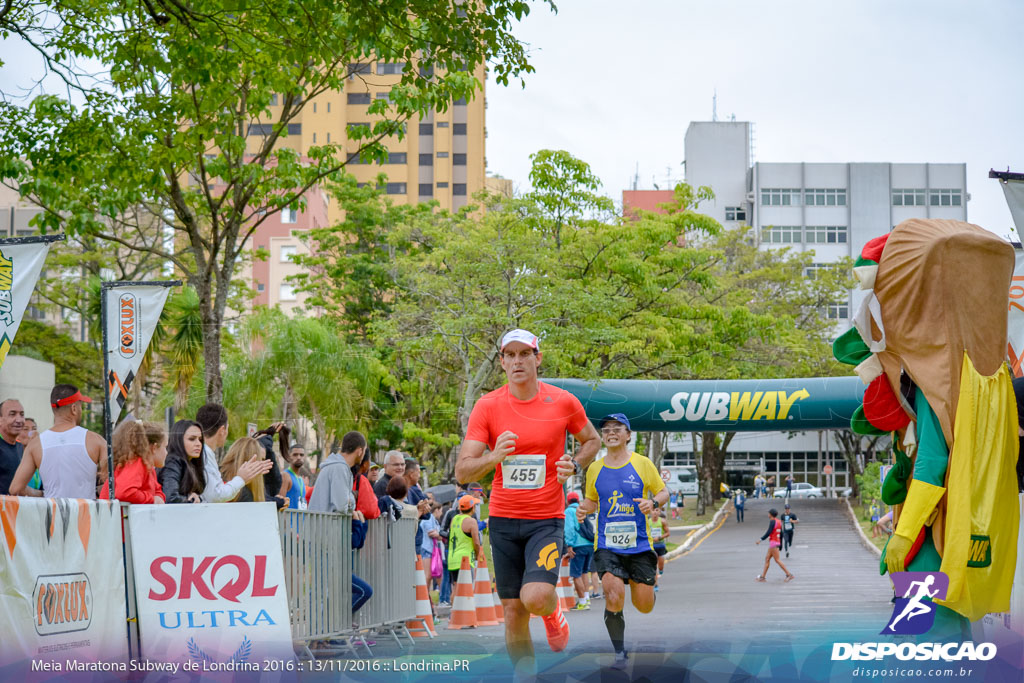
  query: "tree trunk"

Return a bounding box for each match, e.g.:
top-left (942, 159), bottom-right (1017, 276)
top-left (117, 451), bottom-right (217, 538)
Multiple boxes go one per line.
top-left (648, 431), bottom-right (666, 469)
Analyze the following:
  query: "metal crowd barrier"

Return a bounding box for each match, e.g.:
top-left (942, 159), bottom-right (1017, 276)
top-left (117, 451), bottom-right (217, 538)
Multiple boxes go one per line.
top-left (278, 509), bottom-right (353, 643)
top-left (352, 513), bottom-right (419, 633)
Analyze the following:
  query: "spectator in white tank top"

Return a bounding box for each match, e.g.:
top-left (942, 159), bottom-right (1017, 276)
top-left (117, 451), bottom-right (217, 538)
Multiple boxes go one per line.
top-left (10, 384), bottom-right (107, 498)
top-left (194, 403), bottom-right (271, 503)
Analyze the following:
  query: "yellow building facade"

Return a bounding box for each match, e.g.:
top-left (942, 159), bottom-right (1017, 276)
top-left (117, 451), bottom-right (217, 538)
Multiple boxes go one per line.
top-left (247, 62), bottom-right (487, 223)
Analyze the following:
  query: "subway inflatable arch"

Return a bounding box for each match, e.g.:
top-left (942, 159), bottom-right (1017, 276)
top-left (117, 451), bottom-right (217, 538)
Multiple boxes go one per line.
top-left (546, 377), bottom-right (864, 432)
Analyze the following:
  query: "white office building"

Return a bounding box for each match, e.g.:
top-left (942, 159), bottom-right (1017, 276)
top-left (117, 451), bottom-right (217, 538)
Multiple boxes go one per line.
top-left (664, 122), bottom-right (969, 491)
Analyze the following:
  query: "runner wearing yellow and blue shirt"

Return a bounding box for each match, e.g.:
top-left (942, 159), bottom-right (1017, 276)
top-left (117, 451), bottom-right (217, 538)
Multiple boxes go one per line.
top-left (575, 414), bottom-right (669, 669)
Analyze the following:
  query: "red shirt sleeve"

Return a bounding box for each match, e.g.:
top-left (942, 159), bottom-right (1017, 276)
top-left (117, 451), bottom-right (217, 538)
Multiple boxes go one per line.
top-left (114, 459), bottom-right (157, 504)
top-left (465, 395), bottom-right (492, 445)
top-left (356, 475), bottom-right (381, 520)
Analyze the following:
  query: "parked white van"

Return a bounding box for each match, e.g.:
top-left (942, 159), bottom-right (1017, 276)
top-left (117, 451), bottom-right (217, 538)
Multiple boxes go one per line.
top-left (661, 466), bottom-right (698, 496)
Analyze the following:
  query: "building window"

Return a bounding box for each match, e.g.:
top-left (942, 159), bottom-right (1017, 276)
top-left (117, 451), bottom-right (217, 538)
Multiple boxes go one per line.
top-left (892, 188), bottom-right (925, 206)
top-left (760, 188), bottom-right (801, 206)
top-left (347, 92), bottom-right (370, 104)
top-left (257, 284), bottom-right (265, 293)
top-left (280, 245), bottom-right (297, 262)
top-left (453, 183), bottom-right (467, 196)
top-left (269, 94), bottom-right (278, 106)
top-left (327, 102), bottom-right (331, 113)
top-left (312, 103), bottom-right (316, 113)
top-left (419, 123), bottom-right (433, 135)
top-left (805, 188), bottom-right (847, 206)
top-left (453, 97), bottom-right (467, 105)
top-left (420, 65), bottom-right (434, 79)
top-left (312, 133), bottom-right (316, 144)
top-left (385, 183), bottom-right (407, 195)
top-left (376, 62), bottom-right (406, 75)
top-left (281, 208), bottom-right (298, 224)
top-left (804, 262), bottom-right (829, 279)
top-left (247, 123), bottom-right (274, 136)
top-left (437, 121), bottom-right (449, 128)
top-left (453, 123), bottom-right (467, 135)
top-left (725, 206), bottom-right (746, 222)
top-left (436, 151), bottom-right (449, 158)
top-left (419, 153), bottom-right (432, 165)
top-left (375, 92), bottom-right (391, 101)
top-left (419, 183), bottom-right (433, 196)
top-left (279, 284), bottom-right (297, 301)
top-left (929, 189), bottom-right (962, 207)
top-left (453, 153), bottom-right (467, 166)
top-left (326, 132), bottom-right (330, 143)
top-left (347, 63), bottom-right (371, 77)
top-left (384, 152), bottom-right (407, 164)
top-left (437, 182), bottom-right (449, 189)
top-left (347, 122), bottom-right (370, 137)
top-left (805, 225), bottom-right (848, 244)
top-left (761, 226), bottom-right (801, 244)
top-left (345, 151), bottom-right (367, 165)
top-left (287, 123), bottom-right (301, 135)
top-left (826, 304), bottom-right (850, 320)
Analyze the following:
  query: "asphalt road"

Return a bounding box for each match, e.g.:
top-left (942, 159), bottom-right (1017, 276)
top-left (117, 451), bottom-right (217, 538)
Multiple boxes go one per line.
top-left (316, 498), bottom-right (909, 681)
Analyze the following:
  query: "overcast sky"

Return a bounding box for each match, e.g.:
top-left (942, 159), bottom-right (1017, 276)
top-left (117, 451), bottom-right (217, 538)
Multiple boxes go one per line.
top-left (485, 0), bottom-right (1023, 237)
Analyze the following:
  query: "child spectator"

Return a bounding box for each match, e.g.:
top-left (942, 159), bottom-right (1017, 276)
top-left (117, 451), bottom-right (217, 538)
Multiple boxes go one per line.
top-left (100, 420), bottom-right (167, 504)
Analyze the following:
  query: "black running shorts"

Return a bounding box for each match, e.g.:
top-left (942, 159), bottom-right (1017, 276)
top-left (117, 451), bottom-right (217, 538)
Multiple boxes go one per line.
top-left (489, 516), bottom-right (564, 600)
top-left (653, 544), bottom-right (667, 557)
top-left (594, 548), bottom-right (658, 586)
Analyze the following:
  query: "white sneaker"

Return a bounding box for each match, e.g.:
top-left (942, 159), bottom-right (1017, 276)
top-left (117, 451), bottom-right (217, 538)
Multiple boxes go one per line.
top-left (612, 651), bottom-right (629, 669)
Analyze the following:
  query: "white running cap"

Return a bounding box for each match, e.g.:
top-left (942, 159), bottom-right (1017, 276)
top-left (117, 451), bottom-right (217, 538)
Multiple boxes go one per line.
top-left (500, 328), bottom-right (539, 351)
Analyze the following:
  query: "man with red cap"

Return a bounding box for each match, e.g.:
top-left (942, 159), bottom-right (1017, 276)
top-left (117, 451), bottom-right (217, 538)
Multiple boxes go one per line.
top-left (11, 384), bottom-right (107, 498)
top-left (456, 328), bottom-right (601, 676)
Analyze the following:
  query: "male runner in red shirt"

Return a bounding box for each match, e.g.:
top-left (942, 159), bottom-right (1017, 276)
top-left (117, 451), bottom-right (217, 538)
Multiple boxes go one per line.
top-left (456, 329), bottom-right (601, 674)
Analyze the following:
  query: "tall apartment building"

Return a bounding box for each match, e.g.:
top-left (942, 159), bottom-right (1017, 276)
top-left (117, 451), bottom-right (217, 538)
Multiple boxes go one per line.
top-left (625, 122), bottom-right (971, 490)
top-left (242, 62), bottom-right (488, 310)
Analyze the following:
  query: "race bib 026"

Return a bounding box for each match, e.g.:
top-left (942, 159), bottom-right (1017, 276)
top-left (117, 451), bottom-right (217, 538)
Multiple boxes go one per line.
top-left (604, 521), bottom-right (638, 550)
top-left (502, 454), bottom-right (546, 490)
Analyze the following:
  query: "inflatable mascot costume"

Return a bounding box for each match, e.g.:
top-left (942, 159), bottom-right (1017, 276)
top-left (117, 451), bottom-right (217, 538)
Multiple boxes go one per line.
top-left (833, 218), bottom-right (1020, 636)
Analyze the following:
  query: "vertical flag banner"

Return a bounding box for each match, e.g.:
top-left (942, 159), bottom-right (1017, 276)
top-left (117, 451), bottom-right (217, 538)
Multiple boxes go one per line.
top-left (102, 282), bottom-right (177, 426)
top-left (0, 235), bottom-right (64, 369)
top-left (996, 173), bottom-right (1024, 240)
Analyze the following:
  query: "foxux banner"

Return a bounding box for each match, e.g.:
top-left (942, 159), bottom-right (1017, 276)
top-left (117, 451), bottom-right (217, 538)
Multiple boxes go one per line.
top-left (101, 281), bottom-right (177, 425)
top-left (0, 495), bottom-right (128, 668)
top-left (0, 235), bottom-right (63, 369)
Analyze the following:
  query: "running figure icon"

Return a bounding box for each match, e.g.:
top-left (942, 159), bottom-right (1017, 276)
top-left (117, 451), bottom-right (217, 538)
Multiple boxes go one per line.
top-left (887, 575), bottom-right (940, 631)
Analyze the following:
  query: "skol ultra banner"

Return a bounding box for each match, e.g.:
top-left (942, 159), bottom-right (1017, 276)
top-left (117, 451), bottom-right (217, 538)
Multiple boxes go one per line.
top-left (103, 283), bottom-right (173, 425)
top-left (127, 503), bottom-right (294, 669)
top-left (0, 236), bottom-right (62, 369)
top-left (1007, 254), bottom-right (1024, 377)
top-left (0, 496), bottom-right (128, 668)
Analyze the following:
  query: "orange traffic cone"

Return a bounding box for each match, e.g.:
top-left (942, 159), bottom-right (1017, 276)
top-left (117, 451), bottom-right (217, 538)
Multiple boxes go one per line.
top-left (447, 556), bottom-right (478, 630)
top-left (407, 556), bottom-right (437, 637)
top-left (492, 585), bottom-right (505, 623)
top-left (557, 555), bottom-right (576, 611)
top-left (473, 556), bottom-right (499, 626)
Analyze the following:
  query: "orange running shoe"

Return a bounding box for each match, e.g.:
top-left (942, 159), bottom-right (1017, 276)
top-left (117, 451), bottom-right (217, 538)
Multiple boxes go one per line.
top-left (543, 600), bottom-right (570, 652)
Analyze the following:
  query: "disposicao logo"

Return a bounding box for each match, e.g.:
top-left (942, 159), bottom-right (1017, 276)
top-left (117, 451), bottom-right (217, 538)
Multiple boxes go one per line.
top-left (883, 571), bottom-right (947, 635)
top-left (831, 571), bottom-right (997, 662)
top-left (658, 390), bottom-right (809, 423)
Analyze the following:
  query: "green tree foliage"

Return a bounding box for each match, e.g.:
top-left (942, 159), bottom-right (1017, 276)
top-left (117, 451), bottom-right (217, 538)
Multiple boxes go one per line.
top-left (0, 0), bottom-right (551, 403)
top-left (12, 320), bottom-right (102, 428)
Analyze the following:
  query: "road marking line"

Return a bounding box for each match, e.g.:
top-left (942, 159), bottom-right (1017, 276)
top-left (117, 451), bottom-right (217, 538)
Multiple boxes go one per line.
top-left (668, 508), bottom-right (730, 561)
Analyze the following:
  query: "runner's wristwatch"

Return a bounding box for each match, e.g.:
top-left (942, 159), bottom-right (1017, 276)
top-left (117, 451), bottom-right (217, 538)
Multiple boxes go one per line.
top-left (572, 460), bottom-right (580, 475)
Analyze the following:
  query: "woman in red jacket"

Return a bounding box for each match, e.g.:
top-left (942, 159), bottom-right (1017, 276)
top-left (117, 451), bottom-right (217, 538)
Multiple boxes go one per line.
top-left (352, 448), bottom-right (381, 520)
top-left (101, 421), bottom-right (167, 504)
